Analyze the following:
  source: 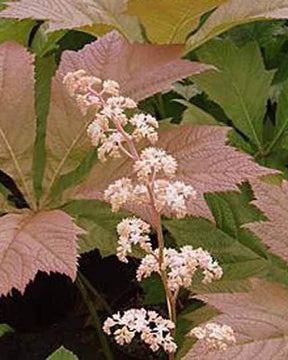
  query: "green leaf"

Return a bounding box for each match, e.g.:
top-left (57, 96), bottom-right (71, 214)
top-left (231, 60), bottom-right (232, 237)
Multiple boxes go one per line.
top-left (164, 216), bottom-right (269, 282)
top-left (46, 346), bottom-right (78, 360)
top-left (127, 0), bottom-right (227, 44)
top-left (31, 23), bottom-right (67, 57)
top-left (267, 79), bottom-right (288, 152)
top-left (49, 150), bottom-right (98, 206)
top-left (32, 54), bottom-right (57, 202)
top-left (0, 19), bottom-right (35, 46)
top-left (175, 100), bottom-right (218, 125)
top-left (186, 0), bottom-right (288, 51)
top-left (192, 39), bottom-right (274, 149)
top-left (62, 200), bottom-right (127, 256)
top-left (0, 324), bottom-right (14, 338)
top-left (140, 276), bottom-right (166, 305)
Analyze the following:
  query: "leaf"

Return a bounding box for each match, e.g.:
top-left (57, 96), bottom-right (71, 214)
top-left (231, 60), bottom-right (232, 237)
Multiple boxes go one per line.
top-left (184, 279), bottom-right (288, 360)
top-left (33, 54), bottom-right (57, 201)
top-left (0, 42), bottom-right (36, 209)
top-left (41, 31), bottom-right (213, 206)
top-left (173, 84), bottom-right (202, 101)
top-left (205, 183), bottom-right (265, 239)
top-left (74, 125), bottom-right (275, 221)
top-left (192, 39), bottom-right (274, 149)
top-left (269, 79), bottom-right (288, 151)
top-left (0, 19), bottom-right (35, 46)
top-left (164, 216), bottom-right (269, 282)
top-left (0, 0), bottom-right (143, 41)
top-left (126, 0), bottom-right (227, 44)
top-left (46, 346), bottom-right (78, 360)
top-left (245, 180), bottom-right (288, 263)
top-left (62, 200), bottom-right (127, 256)
top-left (176, 100), bottom-right (219, 125)
top-left (187, 0), bottom-right (288, 51)
top-left (57, 31), bottom-right (212, 103)
top-left (0, 210), bottom-right (83, 296)
top-left (0, 324), bottom-right (13, 338)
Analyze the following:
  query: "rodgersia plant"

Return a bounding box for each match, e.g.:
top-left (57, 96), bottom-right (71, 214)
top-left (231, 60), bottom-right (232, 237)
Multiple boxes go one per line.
top-left (63, 70), bottom-right (235, 358)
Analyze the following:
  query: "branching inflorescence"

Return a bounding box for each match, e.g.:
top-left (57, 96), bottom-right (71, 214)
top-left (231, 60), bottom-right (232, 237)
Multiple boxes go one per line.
top-left (63, 70), bottom-right (235, 359)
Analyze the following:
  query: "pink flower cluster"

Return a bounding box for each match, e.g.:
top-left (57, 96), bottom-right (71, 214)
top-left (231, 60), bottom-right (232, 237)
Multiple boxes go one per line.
top-left (137, 246), bottom-right (223, 292)
top-left (190, 323), bottom-right (236, 351)
top-left (103, 308), bottom-right (177, 353)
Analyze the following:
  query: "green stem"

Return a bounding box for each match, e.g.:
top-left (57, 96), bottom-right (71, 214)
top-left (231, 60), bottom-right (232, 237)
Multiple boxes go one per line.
top-left (264, 120), bottom-right (288, 156)
top-left (76, 275), bottom-right (114, 360)
top-left (155, 93), bottom-right (166, 119)
top-left (78, 271), bottom-right (112, 314)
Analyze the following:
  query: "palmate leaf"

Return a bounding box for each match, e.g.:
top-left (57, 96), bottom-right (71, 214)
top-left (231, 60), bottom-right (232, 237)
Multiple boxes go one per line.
top-left (0, 210), bottom-right (83, 296)
top-left (46, 346), bottom-right (78, 360)
top-left (41, 31), bottom-right (212, 206)
top-left (187, 0), bottom-right (288, 52)
top-left (184, 279), bottom-right (288, 360)
top-left (245, 180), bottom-right (288, 263)
top-left (192, 39), bottom-right (274, 150)
top-left (126, 0), bottom-right (227, 44)
top-left (74, 125), bottom-right (275, 222)
top-left (0, 0), bottom-right (143, 41)
top-left (62, 200), bottom-right (128, 256)
top-left (269, 79), bottom-right (288, 152)
top-left (0, 41), bottom-right (36, 209)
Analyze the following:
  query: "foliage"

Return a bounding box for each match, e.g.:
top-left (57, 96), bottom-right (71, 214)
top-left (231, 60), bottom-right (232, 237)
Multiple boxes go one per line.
top-left (0, 1), bottom-right (288, 359)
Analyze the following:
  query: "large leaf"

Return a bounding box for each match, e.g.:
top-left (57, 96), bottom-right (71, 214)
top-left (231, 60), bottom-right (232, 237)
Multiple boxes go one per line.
top-left (0, 324), bottom-right (13, 338)
top-left (0, 42), bottom-right (36, 209)
top-left (269, 79), bottom-right (288, 151)
top-left (164, 216), bottom-right (269, 282)
top-left (187, 0), bottom-right (288, 51)
top-left (57, 31), bottom-right (212, 103)
top-left (62, 200), bottom-right (127, 256)
top-left (185, 279), bottom-right (288, 360)
top-left (246, 180), bottom-right (288, 263)
top-left (74, 125), bottom-right (275, 221)
top-left (41, 31), bottom-right (212, 207)
top-left (46, 346), bottom-right (78, 360)
top-left (0, 0), bottom-right (142, 41)
top-left (33, 54), bottom-right (57, 201)
top-left (126, 0), bottom-right (227, 44)
top-left (0, 210), bottom-right (82, 296)
top-left (192, 39), bottom-right (274, 149)
top-left (0, 19), bottom-right (35, 46)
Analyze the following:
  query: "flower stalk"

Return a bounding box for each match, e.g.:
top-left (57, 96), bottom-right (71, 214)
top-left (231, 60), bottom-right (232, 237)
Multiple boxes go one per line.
top-left (63, 70), bottom-right (231, 358)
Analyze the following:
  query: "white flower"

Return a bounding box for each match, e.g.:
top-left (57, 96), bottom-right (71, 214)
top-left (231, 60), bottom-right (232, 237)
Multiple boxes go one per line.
top-left (136, 246), bottom-right (223, 292)
top-left (98, 132), bottom-right (125, 162)
top-left (130, 113), bottom-right (159, 143)
top-left (102, 79), bottom-right (120, 96)
top-left (133, 147), bottom-right (177, 182)
top-left (87, 114), bottom-right (109, 146)
top-left (104, 178), bottom-right (135, 212)
top-left (153, 180), bottom-right (196, 218)
top-left (190, 323), bottom-right (236, 351)
top-left (133, 180), bottom-right (196, 219)
top-left (63, 70), bottom-right (101, 97)
top-left (116, 217), bottom-right (152, 262)
top-left (103, 308), bottom-right (177, 353)
top-left (106, 96), bottom-right (137, 110)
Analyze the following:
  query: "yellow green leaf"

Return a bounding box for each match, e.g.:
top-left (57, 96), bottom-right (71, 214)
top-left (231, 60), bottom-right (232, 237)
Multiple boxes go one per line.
top-left (126, 0), bottom-right (228, 44)
top-left (187, 0), bottom-right (288, 51)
